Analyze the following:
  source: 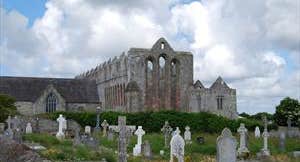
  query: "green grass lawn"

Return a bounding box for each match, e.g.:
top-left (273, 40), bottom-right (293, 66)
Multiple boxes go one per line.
top-left (23, 132), bottom-right (300, 162)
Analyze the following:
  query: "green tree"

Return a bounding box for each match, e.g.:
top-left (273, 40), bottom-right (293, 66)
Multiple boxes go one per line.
top-left (0, 94), bottom-right (18, 122)
top-left (274, 97), bottom-right (300, 126)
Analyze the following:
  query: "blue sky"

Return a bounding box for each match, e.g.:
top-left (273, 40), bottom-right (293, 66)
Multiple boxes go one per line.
top-left (1, 0), bottom-right (299, 114)
top-left (3, 0), bottom-right (47, 26)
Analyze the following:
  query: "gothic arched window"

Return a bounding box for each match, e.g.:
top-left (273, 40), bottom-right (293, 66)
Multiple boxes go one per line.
top-left (46, 93), bottom-right (57, 113)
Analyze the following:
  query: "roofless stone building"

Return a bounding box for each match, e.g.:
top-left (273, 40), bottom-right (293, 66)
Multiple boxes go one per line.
top-left (0, 38), bottom-right (237, 119)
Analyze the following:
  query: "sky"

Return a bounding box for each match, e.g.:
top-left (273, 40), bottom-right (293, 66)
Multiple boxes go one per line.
top-left (0, 0), bottom-right (299, 114)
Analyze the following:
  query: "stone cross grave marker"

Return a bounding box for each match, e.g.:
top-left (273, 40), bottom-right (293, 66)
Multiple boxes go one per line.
top-left (161, 121), bottom-right (173, 148)
top-left (216, 128), bottom-right (237, 162)
top-left (101, 120), bottom-right (109, 137)
top-left (25, 123), bottom-right (32, 134)
top-left (184, 126), bottom-right (191, 144)
top-left (56, 114), bottom-right (66, 140)
top-left (118, 116), bottom-right (129, 162)
top-left (133, 126), bottom-right (145, 156)
top-left (255, 126), bottom-right (261, 138)
top-left (237, 123), bottom-right (249, 156)
top-left (261, 126), bottom-right (270, 156)
top-left (279, 131), bottom-right (286, 152)
top-left (170, 127), bottom-right (185, 162)
top-left (262, 115), bottom-right (268, 130)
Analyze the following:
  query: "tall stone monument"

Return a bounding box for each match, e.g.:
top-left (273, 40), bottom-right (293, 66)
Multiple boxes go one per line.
top-left (237, 123), bottom-right (250, 157)
top-left (101, 120), bottom-right (109, 137)
top-left (161, 121), bottom-right (173, 148)
top-left (56, 114), bottom-right (67, 140)
top-left (260, 116), bottom-right (270, 156)
top-left (170, 127), bottom-right (185, 162)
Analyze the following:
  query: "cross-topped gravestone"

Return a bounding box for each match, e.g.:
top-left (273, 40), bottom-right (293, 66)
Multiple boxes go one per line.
top-left (237, 123), bottom-right (249, 157)
top-left (56, 114), bottom-right (66, 140)
top-left (262, 115), bottom-right (268, 130)
top-left (94, 106), bottom-right (102, 132)
top-left (170, 127), bottom-right (185, 162)
top-left (161, 121), bottom-right (173, 148)
top-left (184, 126), bottom-right (191, 144)
top-left (101, 120), bottom-right (109, 137)
top-left (216, 128), bottom-right (237, 162)
top-left (260, 127), bottom-right (270, 156)
top-left (133, 126), bottom-right (145, 156)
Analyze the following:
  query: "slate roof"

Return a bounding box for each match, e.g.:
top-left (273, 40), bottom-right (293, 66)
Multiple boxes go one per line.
top-left (0, 76), bottom-right (99, 103)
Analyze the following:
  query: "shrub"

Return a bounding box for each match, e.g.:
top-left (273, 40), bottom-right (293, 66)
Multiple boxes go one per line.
top-left (39, 110), bottom-right (268, 133)
top-left (0, 94), bottom-right (18, 122)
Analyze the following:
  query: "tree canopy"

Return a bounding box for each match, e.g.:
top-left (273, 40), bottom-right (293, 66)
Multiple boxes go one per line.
top-left (0, 94), bottom-right (18, 122)
top-left (274, 97), bottom-right (300, 127)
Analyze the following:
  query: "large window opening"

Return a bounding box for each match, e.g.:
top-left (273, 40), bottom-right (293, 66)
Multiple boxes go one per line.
top-left (46, 92), bottom-right (57, 113)
top-left (217, 95), bottom-right (224, 110)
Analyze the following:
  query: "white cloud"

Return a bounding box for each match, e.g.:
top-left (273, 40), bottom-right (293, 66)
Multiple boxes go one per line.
top-left (1, 0), bottom-right (299, 114)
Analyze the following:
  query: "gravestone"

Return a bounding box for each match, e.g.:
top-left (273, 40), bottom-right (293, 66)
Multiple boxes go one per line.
top-left (287, 117), bottom-right (293, 137)
top-left (216, 128), bottom-right (237, 162)
top-left (101, 120), bottom-right (109, 137)
top-left (73, 127), bottom-right (81, 146)
top-left (133, 126), bottom-right (145, 156)
top-left (170, 127), bottom-right (185, 162)
top-left (94, 106), bottom-right (102, 132)
top-left (25, 123), bottom-right (32, 134)
top-left (260, 128), bottom-right (270, 156)
top-left (237, 123), bottom-right (249, 157)
top-left (81, 134), bottom-right (98, 149)
top-left (279, 131), bottom-right (285, 152)
top-left (11, 116), bottom-right (21, 131)
top-left (0, 123), bottom-right (5, 134)
top-left (85, 126), bottom-right (91, 135)
top-left (142, 140), bottom-right (152, 159)
top-left (161, 121), bottom-right (173, 148)
top-left (107, 128), bottom-right (114, 141)
top-left (5, 116), bottom-right (13, 139)
top-left (196, 136), bottom-right (205, 144)
top-left (35, 117), bottom-right (40, 133)
top-left (184, 126), bottom-right (191, 144)
top-left (118, 116), bottom-right (128, 162)
top-left (13, 128), bottom-right (22, 143)
top-left (255, 126), bottom-right (261, 138)
top-left (56, 114), bottom-right (66, 140)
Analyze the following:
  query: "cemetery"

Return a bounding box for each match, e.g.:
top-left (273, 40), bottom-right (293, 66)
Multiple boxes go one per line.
top-left (0, 108), bottom-right (299, 162)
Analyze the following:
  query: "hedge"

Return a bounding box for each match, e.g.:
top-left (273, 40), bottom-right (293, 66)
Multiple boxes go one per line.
top-left (39, 111), bottom-right (277, 133)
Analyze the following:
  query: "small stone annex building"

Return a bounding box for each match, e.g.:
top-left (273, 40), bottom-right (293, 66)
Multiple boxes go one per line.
top-left (0, 38), bottom-right (238, 119)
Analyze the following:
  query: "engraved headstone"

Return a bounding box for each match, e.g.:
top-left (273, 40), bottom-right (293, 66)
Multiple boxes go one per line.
top-left (279, 131), bottom-right (286, 152)
top-left (142, 140), bottom-right (152, 159)
top-left (237, 123), bottom-right (249, 157)
top-left (25, 123), bottom-right (32, 134)
top-left (255, 126), bottom-right (261, 138)
top-left (161, 121), bottom-right (173, 148)
top-left (101, 120), bottom-right (109, 137)
top-left (133, 126), bottom-right (145, 156)
top-left (118, 116), bottom-right (128, 162)
top-left (170, 127), bottom-right (185, 162)
top-left (216, 128), bottom-right (237, 162)
top-left (85, 126), bottom-right (91, 135)
top-left (56, 114), bottom-right (66, 140)
top-left (107, 128), bottom-right (114, 141)
top-left (184, 126), bottom-right (191, 144)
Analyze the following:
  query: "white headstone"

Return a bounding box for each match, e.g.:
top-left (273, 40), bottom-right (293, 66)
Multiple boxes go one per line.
top-left (184, 126), bottom-right (191, 143)
top-left (170, 127), bottom-right (185, 162)
top-left (216, 128), bottom-right (237, 162)
top-left (101, 120), bottom-right (109, 137)
top-left (56, 114), bottom-right (66, 140)
top-left (85, 126), bottom-right (91, 135)
top-left (237, 123), bottom-right (249, 156)
top-left (255, 126), bottom-right (261, 138)
top-left (25, 123), bottom-right (32, 134)
top-left (133, 126), bottom-right (145, 156)
top-left (261, 128), bottom-right (270, 156)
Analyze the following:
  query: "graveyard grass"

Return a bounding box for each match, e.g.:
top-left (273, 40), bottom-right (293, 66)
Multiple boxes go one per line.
top-left (23, 132), bottom-right (300, 162)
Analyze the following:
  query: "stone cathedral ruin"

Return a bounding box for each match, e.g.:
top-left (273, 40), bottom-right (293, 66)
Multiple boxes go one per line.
top-left (76, 38), bottom-right (237, 119)
top-left (0, 38), bottom-right (237, 119)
